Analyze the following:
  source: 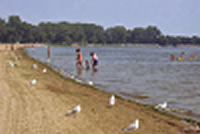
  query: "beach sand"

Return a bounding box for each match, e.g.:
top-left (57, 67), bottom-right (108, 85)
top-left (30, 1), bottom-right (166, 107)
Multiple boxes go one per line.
top-left (0, 45), bottom-right (198, 134)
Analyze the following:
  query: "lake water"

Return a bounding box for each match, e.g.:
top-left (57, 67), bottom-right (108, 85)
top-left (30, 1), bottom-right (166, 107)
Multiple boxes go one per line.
top-left (26, 46), bottom-right (200, 120)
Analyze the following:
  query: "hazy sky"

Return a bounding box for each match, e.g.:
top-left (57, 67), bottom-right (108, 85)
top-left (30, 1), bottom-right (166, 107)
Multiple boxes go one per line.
top-left (0, 0), bottom-right (199, 36)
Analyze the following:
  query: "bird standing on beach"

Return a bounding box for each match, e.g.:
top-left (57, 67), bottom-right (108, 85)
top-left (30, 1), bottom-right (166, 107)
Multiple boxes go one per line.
top-left (155, 102), bottom-right (168, 109)
top-left (122, 119), bottom-right (139, 131)
top-left (8, 61), bottom-right (14, 67)
top-left (29, 79), bottom-right (37, 85)
top-left (88, 81), bottom-right (93, 86)
top-left (32, 64), bottom-right (38, 70)
top-left (109, 95), bottom-right (115, 106)
top-left (69, 75), bottom-right (75, 79)
top-left (67, 105), bottom-right (81, 115)
top-left (75, 78), bottom-right (83, 83)
top-left (42, 68), bottom-right (47, 73)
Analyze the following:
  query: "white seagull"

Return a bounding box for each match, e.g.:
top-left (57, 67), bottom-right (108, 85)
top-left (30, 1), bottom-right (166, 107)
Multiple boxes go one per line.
top-left (32, 64), bottom-right (38, 70)
top-left (109, 95), bottom-right (115, 106)
top-left (42, 68), bottom-right (47, 73)
top-left (75, 78), bottom-right (83, 83)
top-left (29, 79), bottom-right (37, 85)
top-left (88, 81), bottom-right (93, 86)
top-left (69, 75), bottom-right (75, 79)
top-left (67, 104), bottom-right (81, 115)
top-left (155, 101), bottom-right (168, 109)
top-left (122, 119), bottom-right (139, 131)
top-left (8, 61), bottom-right (14, 67)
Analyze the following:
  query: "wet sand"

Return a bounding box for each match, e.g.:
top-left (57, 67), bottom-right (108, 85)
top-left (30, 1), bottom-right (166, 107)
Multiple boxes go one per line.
top-left (0, 45), bottom-right (199, 134)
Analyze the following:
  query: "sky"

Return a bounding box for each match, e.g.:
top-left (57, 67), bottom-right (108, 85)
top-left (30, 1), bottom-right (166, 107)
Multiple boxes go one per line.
top-left (0, 0), bottom-right (199, 36)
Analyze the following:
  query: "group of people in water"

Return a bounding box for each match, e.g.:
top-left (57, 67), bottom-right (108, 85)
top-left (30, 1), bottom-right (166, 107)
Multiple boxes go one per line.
top-left (46, 47), bottom-right (99, 76)
top-left (170, 52), bottom-right (196, 61)
top-left (76, 48), bottom-right (99, 74)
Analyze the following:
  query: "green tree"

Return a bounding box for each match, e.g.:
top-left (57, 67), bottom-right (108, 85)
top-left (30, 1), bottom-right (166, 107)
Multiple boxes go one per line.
top-left (0, 18), bottom-right (7, 42)
top-left (105, 26), bottom-right (127, 43)
top-left (6, 16), bottom-right (23, 43)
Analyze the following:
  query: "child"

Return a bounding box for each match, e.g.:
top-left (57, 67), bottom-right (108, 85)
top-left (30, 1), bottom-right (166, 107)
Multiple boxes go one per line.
top-left (76, 48), bottom-right (83, 69)
top-left (85, 60), bottom-right (90, 70)
top-left (90, 52), bottom-right (99, 71)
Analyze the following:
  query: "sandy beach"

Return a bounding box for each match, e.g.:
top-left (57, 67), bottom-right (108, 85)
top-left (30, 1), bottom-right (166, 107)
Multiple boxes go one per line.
top-left (0, 45), bottom-right (199, 134)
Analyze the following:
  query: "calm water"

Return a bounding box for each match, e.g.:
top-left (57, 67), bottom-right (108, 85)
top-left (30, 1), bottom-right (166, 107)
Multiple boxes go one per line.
top-left (27, 46), bottom-right (200, 119)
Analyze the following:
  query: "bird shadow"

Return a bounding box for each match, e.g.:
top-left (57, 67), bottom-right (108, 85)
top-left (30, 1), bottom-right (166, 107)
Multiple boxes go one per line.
top-left (106, 105), bottom-right (114, 109)
top-left (65, 113), bottom-right (78, 118)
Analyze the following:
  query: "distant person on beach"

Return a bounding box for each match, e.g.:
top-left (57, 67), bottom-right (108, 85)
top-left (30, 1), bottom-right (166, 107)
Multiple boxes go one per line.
top-left (85, 60), bottom-right (90, 70)
top-left (170, 54), bottom-right (176, 61)
top-left (76, 48), bottom-right (83, 69)
top-left (90, 52), bottom-right (99, 71)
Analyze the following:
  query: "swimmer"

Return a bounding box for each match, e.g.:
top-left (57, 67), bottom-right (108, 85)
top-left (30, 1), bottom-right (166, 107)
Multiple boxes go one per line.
top-left (177, 52), bottom-right (185, 61)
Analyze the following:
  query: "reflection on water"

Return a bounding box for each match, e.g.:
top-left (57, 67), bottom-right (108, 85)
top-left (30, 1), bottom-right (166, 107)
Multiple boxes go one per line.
top-left (26, 46), bottom-right (200, 120)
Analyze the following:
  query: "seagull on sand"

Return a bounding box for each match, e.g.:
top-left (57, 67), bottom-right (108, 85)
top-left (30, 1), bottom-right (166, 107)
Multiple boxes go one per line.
top-left (29, 79), bottom-right (37, 85)
top-left (88, 81), bottom-right (93, 86)
top-left (75, 78), bottom-right (83, 83)
top-left (42, 68), bottom-right (47, 73)
top-left (122, 119), bottom-right (139, 131)
top-left (67, 105), bottom-right (81, 115)
top-left (109, 95), bottom-right (115, 106)
top-left (8, 61), bottom-right (14, 67)
top-left (69, 75), bottom-right (75, 79)
top-left (155, 101), bottom-right (168, 109)
top-left (32, 64), bottom-right (38, 70)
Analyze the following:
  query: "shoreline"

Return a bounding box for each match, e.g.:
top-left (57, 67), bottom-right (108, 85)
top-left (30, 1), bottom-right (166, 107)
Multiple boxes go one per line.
top-left (0, 44), bottom-right (200, 133)
top-left (25, 47), bottom-right (200, 125)
top-left (26, 44), bottom-right (200, 123)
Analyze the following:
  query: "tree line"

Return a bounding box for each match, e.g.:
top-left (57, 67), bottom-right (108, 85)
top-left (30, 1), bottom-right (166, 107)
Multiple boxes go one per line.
top-left (0, 15), bottom-right (200, 46)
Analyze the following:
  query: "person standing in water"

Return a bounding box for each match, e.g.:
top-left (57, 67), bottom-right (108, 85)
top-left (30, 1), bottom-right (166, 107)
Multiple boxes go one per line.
top-left (90, 52), bottom-right (99, 71)
top-left (181, 52), bottom-right (185, 61)
top-left (76, 48), bottom-right (83, 70)
top-left (47, 46), bottom-right (51, 58)
top-left (170, 54), bottom-right (176, 61)
top-left (85, 60), bottom-right (90, 71)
